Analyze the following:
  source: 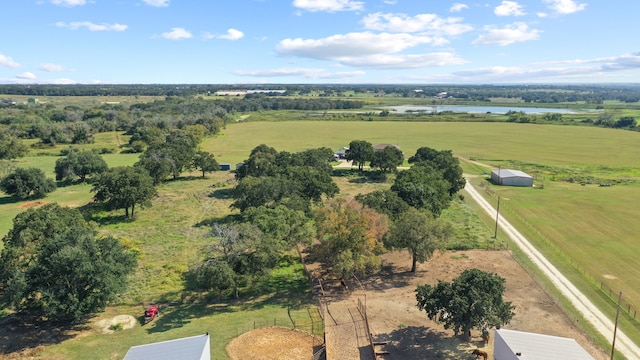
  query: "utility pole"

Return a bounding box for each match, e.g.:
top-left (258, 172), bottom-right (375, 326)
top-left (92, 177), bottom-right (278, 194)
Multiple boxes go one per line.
top-left (611, 291), bottom-right (622, 360)
top-left (494, 196), bottom-right (501, 238)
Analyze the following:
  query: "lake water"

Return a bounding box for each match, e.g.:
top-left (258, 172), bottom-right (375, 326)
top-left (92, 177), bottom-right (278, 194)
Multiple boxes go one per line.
top-left (381, 105), bottom-right (589, 115)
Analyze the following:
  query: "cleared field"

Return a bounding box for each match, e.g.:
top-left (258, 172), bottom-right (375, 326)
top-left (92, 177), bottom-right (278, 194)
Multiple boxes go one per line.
top-left (3, 120), bottom-right (640, 358)
top-left (204, 121), bottom-right (640, 168)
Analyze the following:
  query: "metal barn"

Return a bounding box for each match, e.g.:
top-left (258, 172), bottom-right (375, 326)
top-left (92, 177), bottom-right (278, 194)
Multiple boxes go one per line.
top-left (491, 169), bottom-right (533, 187)
top-left (494, 329), bottom-right (593, 360)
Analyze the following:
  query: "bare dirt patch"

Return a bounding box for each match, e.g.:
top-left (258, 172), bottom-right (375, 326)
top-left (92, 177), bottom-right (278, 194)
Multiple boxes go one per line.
top-left (316, 249), bottom-right (609, 360)
top-left (226, 327), bottom-right (322, 360)
top-left (17, 201), bottom-right (47, 209)
top-left (94, 315), bottom-right (137, 334)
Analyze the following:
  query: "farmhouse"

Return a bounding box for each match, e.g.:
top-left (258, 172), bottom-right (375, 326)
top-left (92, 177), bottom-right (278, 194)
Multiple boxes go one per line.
top-left (334, 147), bottom-right (349, 159)
top-left (491, 169), bottom-right (533, 187)
top-left (123, 333), bottom-right (210, 360)
top-left (494, 328), bottom-right (594, 360)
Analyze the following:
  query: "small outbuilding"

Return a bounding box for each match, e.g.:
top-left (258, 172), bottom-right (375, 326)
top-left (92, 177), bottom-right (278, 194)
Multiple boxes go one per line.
top-left (334, 147), bottom-right (349, 160)
top-left (219, 163), bottom-right (231, 171)
top-left (491, 169), bottom-right (533, 187)
top-left (494, 328), bottom-right (594, 360)
top-left (124, 333), bottom-right (210, 360)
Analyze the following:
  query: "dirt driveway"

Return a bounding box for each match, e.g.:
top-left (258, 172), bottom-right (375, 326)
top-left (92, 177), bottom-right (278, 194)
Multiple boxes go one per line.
top-left (321, 249), bottom-right (608, 360)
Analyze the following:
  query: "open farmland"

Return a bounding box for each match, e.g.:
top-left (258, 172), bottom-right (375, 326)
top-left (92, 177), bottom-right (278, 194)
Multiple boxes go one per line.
top-left (2, 119), bottom-right (640, 358)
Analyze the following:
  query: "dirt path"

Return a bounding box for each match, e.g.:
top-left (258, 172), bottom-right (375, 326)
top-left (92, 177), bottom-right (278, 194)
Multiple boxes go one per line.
top-left (324, 294), bottom-right (374, 360)
top-left (464, 180), bottom-right (640, 359)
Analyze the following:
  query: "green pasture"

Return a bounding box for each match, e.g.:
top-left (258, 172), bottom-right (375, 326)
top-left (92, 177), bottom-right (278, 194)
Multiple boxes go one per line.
top-left (205, 121), bottom-right (640, 168)
top-left (4, 119), bottom-right (640, 357)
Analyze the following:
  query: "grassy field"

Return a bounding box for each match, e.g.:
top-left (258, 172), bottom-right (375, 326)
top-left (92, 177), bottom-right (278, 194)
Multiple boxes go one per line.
top-left (3, 119), bottom-right (640, 358)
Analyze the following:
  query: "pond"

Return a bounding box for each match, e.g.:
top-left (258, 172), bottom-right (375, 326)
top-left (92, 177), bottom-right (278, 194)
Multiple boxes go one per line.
top-left (380, 105), bottom-right (594, 115)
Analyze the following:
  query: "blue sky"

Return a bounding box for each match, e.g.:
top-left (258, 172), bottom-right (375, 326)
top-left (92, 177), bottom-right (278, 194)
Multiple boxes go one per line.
top-left (1, 0), bottom-right (639, 84)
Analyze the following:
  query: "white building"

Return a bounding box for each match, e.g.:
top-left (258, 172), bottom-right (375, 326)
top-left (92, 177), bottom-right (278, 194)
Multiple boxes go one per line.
top-left (124, 334), bottom-right (210, 360)
top-left (491, 169), bottom-right (534, 187)
top-left (494, 329), bottom-right (594, 360)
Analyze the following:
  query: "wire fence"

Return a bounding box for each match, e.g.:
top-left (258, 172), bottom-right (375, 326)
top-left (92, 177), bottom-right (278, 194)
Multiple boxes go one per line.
top-left (479, 181), bottom-right (640, 322)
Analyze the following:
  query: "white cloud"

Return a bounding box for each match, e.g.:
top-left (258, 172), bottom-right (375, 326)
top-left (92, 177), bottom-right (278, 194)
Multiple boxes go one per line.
top-left (450, 3), bottom-right (469, 12)
top-left (218, 29), bottom-right (244, 40)
top-left (56, 21), bottom-right (127, 31)
top-left (0, 54), bottom-right (20, 68)
top-left (51, 0), bottom-right (86, 7)
top-left (233, 67), bottom-right (365, 79)
top-left (276, 32), bottom-right (467, 69)
top-left (544, 0), bottom-right (586, 14)
top-left (361, 13), bottom-right (473, 37)
top-left (16, 72), bottom-right (37, 80)
top-left (292, 0), bottom-right (364, 12)
top-left (537, 12), bottom-right (548, 17)
top-left (40, 63), bottom-right (65, 72)
top-left (472, 22), bottom-right (540, 46)
top-left (161, 27), bottom-right (192, 40)
top-left (142, 0), bottom-right (169, 7)
top-left (277, 32), bottom-right (435, 59)
top-left (494, 1), bottom-right (525, 16)
top-left (335, 52), bottom-right (468, 69)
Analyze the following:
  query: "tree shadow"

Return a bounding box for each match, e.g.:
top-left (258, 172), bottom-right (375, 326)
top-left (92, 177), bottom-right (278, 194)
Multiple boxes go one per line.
top-left (0, 195), bottom-right (22, 205)
top-left (0, 314), bottom-right (88, 355)
top-left (144, 302), bottom-right (228, 334)
top-left (194, 213), bottom-right (240, 228)
top-left (373, 326), bottom-right (470, 360)
top-left (79, 201), bottom-right (132, 226)
top-left (208, 188), bottom-right (233, 199)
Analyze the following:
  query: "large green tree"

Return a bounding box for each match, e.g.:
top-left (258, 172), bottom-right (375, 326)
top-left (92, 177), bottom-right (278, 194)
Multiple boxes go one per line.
top-left (408, 147), bottom-right (466, 196)
top-left (355, 190), bottom-right (410, 221)
top-left (0, 133), bottom-right (29, 160)
top-left (0, 204), bottom-right (137, 323)
top-left (346, 140), bottom-right (374, 171)
top-left (385, 208), bottom-right (453, 272)
top-left (92, 166), bottom-right (157, 218)
top-left (54, 149), bottom-right (109, 182)
top-left (391, 164), bottom-right (452, 217)
top-left (0, 167), bottom-right (56, 199)
top-left (369, 146), bottom-right (404, 173)
top-left (242, 205), bottom-right (316, 248)
top-left (193, 150), bottom-right (219, 178)
top-left (416, 268), bottom-right (515, 339)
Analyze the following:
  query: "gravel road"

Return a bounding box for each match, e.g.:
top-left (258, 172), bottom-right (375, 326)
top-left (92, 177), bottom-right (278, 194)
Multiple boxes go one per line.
top-left (464, 181), bottom-right (640, 360)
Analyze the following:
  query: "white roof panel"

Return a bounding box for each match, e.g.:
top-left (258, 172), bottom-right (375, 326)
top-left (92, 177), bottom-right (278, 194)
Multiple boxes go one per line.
top-left (492, 169), bottom-right (532, 179)
top-left (497, 329), bottom-right (594, 360)
top-left (124, 334), bottom-right (209, 360)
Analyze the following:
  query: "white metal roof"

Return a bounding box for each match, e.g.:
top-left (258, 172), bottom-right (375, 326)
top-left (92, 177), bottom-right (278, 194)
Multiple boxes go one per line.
top-left (124, 334), bottom-right (210, 360)
top-left (496, 329), bottom-right (594, 360)
top-left (491, 169), bottom-right (533, 179)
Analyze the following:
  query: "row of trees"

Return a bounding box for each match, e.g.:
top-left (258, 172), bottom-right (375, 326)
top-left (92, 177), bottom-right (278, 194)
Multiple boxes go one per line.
top-left (1, 84), bottom-right (639, 103)
top-left (187, 142), bottom-right (513, 337)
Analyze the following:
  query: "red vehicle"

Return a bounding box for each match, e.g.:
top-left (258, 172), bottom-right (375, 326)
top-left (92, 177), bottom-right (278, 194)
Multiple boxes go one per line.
top-left (144, 305), bottom-right (159, 324)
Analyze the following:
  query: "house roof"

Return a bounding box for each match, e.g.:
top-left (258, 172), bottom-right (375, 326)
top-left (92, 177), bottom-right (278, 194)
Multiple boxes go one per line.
top-left (373, 143), bottom-right (400, 151)
top-left (124, 334), bottom-right (210, 360)
top-left (496, 329), bottom-right (594, 360)
top-left (491, 169), bottom-right (532, 179)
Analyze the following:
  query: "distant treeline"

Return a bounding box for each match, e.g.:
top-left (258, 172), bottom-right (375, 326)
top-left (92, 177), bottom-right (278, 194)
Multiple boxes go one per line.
top-left (1, 84), bottom-right (640, 103)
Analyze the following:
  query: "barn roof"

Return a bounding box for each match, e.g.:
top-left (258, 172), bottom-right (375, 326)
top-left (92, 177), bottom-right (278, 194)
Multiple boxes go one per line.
top-left (496, 329), bottom-right (593, 360)
top-left (124, 334), bottom-right (210, 360)
top-left (491, 169), bottom-right (532, 179)
top-left (373, 143), bottom-right (400, 151)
